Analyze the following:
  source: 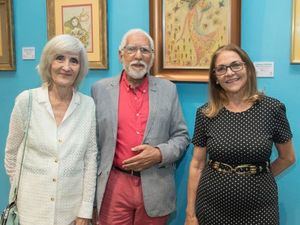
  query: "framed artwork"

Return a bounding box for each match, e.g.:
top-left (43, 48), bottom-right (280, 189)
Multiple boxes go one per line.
top-left (150, 0), bottom-right (241, 82)
top-left (47, 0), bottom-right (108, 69)
top-left (291, 0), bottom-right (300, 63)
top-left (0, 0), bottom-right (15, 70)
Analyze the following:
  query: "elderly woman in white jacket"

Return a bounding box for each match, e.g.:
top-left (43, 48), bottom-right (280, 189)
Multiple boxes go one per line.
top-left (4, 34), bottom-right (97, 225)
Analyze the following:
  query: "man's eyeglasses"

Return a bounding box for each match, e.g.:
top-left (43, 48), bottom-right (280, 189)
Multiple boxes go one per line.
top-left (123, 45), bottom-right (153, 55)
top-left (213, 61), bottom-right (245, 76)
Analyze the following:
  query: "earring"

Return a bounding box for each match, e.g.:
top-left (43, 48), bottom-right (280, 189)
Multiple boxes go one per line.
top-left (216, 80), bottom-right (219, 84)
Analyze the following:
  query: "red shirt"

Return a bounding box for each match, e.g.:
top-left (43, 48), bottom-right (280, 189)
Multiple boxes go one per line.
top-left (113, 71), bottom-right (149, 168)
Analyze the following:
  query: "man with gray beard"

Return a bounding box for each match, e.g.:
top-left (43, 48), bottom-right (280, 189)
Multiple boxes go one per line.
top-left (91, 29), bottom-right (189, 225)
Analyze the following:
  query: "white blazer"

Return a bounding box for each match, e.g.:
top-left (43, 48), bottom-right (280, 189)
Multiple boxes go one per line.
top-left (5, 87), bottom-right (97, 225)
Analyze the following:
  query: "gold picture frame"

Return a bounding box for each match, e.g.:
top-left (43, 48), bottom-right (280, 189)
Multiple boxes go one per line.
top-left (291, 0), bottom-right (300, 63)
top-left (150, 0), bottom-right (241, 82)
top-left (47, 0), bottom-right (108, 69)
top-left (0, 0), bottom-right (15, 70)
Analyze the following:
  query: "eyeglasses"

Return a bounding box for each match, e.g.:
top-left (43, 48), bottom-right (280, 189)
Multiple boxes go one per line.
top-left (213, 61), bottom-right (245, 76)
top-left (123, 45), bottom-right (153, 55)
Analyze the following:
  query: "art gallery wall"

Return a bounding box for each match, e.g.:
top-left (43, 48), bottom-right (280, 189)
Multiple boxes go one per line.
top-left (0, 0), bottom-right (300, 224)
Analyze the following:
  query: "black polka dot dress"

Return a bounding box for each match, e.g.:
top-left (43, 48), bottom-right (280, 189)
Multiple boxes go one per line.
top-left (192, 96), bottom-right (292, 225)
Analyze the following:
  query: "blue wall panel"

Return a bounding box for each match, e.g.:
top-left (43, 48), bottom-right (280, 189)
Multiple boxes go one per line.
top-left (0, 0), bottom-right (299, 224)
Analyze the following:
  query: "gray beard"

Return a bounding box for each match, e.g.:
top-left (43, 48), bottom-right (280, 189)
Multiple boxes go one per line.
top-left (124, 65), bottom-right (148, 79)
top-left (127, 69), bottom-right (147, 79)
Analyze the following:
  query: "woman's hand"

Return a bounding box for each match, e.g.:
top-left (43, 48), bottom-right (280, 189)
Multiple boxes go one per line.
top-left (185, 214), bottom-right (199, 225)
top-left (74, 217), bottom-right (90, 225)
top-left (91, 207), bottom-right (98, 225)
top-left (185, 146), bottom-right (206, 225)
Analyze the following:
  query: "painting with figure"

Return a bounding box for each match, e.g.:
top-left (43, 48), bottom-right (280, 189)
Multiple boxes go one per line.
top-left (164, 0), bottom-right (230, 69)
top-left (62, 4), bottom-right (93, 52)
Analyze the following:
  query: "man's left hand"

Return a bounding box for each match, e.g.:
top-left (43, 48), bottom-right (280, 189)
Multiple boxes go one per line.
top-left (122, 144), bottom-right (162, 171)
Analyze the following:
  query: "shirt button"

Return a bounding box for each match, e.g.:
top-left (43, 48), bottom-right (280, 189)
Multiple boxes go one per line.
top-left (51, 197), bottom-right (55, 201)
top-left (58, 139), bottom-right (62, 143)
top-left (136, 131), bottom-right (140, 135)
top-left (52, 178), bottom-right (56, 182)
top-left (54, 159), bottom-right (58, 163)
top-left (136, 113), bottom-right (139, 116)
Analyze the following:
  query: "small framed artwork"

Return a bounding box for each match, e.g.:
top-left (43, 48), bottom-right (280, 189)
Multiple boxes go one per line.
top-left (47, 0), bottom-right (108, 69)
top-left (291, 0), bottom-right (300, 63)
top-left (0, 0), bottom-right (15, 70)
top-left (150, 0), bottom-right (241, 82)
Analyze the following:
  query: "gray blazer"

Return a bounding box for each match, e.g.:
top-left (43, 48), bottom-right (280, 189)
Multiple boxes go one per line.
top-left (91, 74), bottom-right (189, 217)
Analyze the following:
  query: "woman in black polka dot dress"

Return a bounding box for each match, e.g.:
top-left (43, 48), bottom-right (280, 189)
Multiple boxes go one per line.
top-left (185, 44), bottom-right (296, 225)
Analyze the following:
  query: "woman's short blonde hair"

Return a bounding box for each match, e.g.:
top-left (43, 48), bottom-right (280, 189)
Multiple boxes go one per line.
top-left (204, 44), bottom-right (263, 117)
top-left (37, 34), bottom-right (88, 89)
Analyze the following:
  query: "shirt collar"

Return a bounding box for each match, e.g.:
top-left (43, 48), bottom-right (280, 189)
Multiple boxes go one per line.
top-left (120, 70), bottom-right (149, 93)
top-left (37, 85), bottom-right (80, 105)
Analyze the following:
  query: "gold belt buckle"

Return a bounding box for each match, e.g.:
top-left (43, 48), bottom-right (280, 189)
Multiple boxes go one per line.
top-left (209, 160), bottom-right (263, 175)
top-left (234, 164), bottom-right (257, 175)
top-left (210, 160), bottom-right (233, 173)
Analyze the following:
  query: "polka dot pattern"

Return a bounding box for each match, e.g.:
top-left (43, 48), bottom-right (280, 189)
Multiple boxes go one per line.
top-left (192, 96), bottom-right (292, 225)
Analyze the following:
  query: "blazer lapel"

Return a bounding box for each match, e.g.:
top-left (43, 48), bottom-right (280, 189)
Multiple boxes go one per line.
top-left (143, 76), bottom-right (158, 142)
top-left (108, 75), bottom-right (121, 140)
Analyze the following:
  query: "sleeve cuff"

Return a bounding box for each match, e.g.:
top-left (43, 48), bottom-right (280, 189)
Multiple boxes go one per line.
top-left (77, 201), bottom-right (93, 219)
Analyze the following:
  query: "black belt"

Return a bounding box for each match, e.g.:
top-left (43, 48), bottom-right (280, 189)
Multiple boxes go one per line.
top-left (208, 160), bottom-right (270, 175)
top-left (113, 166), bottom-right (141, 177)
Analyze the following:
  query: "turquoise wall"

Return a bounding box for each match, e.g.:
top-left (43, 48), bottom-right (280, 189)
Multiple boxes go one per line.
top-left (0, 0), bottom-right (299, 224)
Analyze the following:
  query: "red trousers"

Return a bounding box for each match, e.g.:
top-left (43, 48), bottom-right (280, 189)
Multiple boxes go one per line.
top-left (98, 168), bottom-right (169, 225)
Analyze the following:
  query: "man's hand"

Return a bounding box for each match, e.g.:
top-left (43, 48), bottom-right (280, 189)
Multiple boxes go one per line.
top-left (74, 217), bottom-right (90, 225)
top-left (122, 144), bottom-right (162, 171)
